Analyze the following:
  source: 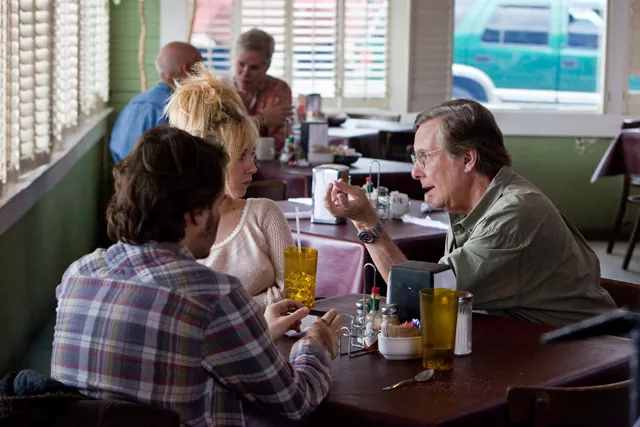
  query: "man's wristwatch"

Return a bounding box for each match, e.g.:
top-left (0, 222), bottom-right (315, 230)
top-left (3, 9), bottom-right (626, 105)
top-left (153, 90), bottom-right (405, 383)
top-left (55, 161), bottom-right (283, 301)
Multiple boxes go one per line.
top-left (356, 222), bottom-right (382, 244)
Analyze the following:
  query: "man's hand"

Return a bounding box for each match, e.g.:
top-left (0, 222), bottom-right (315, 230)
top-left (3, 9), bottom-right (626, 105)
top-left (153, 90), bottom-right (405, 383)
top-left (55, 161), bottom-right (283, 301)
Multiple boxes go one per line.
top-left (301, 309), bottom-right (343, 359)
top-left (323, 180), bottom-right (379, 230)
top-left (264, 299), bottom-right (310, 342)
top-left (261, 103), bottom-right (293, 127)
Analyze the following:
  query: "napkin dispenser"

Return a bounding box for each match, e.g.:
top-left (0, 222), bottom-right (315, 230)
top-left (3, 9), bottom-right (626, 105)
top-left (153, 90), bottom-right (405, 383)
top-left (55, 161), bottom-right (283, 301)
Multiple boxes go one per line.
top-left (387, 261), bottom-right (456, 323)
top-left (301, 121), bottom-right (329, 158)
top-left (311, 165), bottom-right (349, 224)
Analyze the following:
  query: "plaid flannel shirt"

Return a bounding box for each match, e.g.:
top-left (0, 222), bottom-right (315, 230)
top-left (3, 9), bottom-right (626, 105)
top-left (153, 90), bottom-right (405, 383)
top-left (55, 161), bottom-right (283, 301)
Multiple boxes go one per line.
top-left (51, 241), bottom-right (331, 426)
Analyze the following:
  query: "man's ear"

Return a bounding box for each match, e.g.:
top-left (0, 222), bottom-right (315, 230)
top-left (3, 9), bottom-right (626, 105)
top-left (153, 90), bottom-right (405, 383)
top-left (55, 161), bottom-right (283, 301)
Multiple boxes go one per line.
top-left (185, 210), bottom-right (206, 227)
top-left (184, 211), bottom-right (196, 227)
top-left (463, 149), bottom-right (478, 173)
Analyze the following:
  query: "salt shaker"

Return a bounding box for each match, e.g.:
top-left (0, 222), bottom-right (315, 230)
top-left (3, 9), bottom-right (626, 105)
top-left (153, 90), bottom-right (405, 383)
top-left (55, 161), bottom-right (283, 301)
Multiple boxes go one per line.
top-left (351, 298), bottom-right (370, 346)
top-left (376, 186), bottom-right (390, 220)
top-left (454, 291), bottom-right (474, 356)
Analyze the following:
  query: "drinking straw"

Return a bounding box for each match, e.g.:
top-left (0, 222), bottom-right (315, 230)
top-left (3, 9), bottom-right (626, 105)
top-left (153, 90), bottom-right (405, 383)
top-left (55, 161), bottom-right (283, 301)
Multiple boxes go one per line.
top-left (295, 207), bottom-right (302, 252)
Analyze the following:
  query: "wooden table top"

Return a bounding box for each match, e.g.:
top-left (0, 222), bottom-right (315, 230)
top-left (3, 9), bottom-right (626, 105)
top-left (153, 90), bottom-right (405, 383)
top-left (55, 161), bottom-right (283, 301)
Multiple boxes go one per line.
top-left (274, 294), bottom-right (632, 427)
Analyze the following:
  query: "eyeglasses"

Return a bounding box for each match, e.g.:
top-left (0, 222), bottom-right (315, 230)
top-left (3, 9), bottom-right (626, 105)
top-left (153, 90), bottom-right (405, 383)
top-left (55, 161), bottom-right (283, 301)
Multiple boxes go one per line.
top-left (410, 148), bottom-right (443, 169)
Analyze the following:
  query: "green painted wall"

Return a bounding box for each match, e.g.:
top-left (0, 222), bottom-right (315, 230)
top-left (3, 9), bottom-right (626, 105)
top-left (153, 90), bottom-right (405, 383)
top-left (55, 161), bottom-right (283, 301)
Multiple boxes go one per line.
top-left (0, 142), bottom-right (104, 373)
top-left (110, 0), bottom-right (161, 116)
top-left (506, 136), bottom-right (625, 240)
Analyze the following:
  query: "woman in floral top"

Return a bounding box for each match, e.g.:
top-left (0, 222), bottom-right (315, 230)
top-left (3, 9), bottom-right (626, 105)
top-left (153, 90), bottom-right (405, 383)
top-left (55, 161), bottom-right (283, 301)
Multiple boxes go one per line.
top-left (233, 28), bottom-right (293, 151)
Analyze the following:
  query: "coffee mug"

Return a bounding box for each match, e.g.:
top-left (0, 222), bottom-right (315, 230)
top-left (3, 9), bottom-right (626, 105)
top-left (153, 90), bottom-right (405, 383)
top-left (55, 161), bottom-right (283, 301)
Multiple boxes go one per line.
top-left (256, 137), bottom-right (275, 161)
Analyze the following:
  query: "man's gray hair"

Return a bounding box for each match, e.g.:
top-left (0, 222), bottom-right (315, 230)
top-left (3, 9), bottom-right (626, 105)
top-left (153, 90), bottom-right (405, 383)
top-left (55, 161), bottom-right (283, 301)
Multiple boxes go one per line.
top-left (237, 28), bottom-right (275, 65)
top-left (414, 99), bottom-right (512, 178)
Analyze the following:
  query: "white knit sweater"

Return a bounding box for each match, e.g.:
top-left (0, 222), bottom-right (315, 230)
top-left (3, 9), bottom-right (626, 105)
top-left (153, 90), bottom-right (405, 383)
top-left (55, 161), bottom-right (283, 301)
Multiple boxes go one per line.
top-left (199, 198), bottom-right (294, 307)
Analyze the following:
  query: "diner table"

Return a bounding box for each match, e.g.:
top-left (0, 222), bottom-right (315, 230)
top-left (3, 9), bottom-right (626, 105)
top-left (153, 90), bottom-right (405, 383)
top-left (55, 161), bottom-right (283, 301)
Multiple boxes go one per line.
top-left (256, 157), bottom-right (422, 200)
top-left (266, 294), bottom-right (632, 427)
top-left (298, 120), bottom-right (414, 158)
top-left (591, 128), bottom-right (640, 182)
top-left (276, 199), bottom-right (448, 264)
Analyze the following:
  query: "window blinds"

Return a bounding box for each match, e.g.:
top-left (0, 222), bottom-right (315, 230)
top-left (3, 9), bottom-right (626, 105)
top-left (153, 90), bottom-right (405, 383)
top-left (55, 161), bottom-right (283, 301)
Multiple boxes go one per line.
top-left (626, 0), bottom-right (640, 114)
top-left (291, 0), bottom-right (338, 98)
top-left (79, 0), bottom-right (109, 116)
top-left (191, 0), bottom-right (389, 103)
top-left (52, 0), bottom-right (79, 141)
top-left (192, 0), bottom-right (234, 73)
top-left (342, 0), bottom-right (388, 99)
top-left (408, 0), bottom-right (453, 113)
top-left (0, 0), bottom-right (7, 186)
top-left (0, 0), bottom-right (109, 188)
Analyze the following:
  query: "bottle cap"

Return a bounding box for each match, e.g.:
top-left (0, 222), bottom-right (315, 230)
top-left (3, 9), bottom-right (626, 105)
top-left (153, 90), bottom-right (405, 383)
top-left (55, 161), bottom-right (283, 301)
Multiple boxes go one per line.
top-left (371, 287), bottom-right (380, 295)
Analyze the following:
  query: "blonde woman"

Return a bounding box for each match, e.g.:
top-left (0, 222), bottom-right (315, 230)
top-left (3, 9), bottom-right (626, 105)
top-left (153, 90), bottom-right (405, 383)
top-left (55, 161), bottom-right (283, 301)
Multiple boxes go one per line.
top-left (165, 64), bottom-right (294, 307)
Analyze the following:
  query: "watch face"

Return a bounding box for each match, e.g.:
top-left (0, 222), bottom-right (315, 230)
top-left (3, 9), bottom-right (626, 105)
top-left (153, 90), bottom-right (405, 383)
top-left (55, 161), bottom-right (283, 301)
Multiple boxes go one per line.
top-left (358, 230), bottom-right (376, 244)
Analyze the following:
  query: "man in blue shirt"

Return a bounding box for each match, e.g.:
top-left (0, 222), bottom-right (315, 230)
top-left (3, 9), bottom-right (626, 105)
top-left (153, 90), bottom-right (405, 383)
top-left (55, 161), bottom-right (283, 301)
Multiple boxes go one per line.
top-left (109, 42), bottom-right (203, 162)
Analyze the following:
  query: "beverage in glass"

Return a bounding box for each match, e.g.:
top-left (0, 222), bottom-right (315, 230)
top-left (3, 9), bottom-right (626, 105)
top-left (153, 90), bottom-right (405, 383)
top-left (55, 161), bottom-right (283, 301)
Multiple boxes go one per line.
top-left (284, 247), bottom-right (318, 308)
top-left (419, 288), bottom-right (459, 371)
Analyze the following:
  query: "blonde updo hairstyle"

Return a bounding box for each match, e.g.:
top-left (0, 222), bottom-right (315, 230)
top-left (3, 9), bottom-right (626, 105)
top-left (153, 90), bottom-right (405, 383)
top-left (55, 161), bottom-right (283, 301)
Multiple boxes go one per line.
top-left (165, 63), bottom-right (258, 166)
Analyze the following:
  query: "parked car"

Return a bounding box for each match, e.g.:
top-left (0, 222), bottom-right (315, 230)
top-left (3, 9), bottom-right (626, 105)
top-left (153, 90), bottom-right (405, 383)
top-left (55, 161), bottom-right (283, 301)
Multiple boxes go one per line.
top-left (453, 0), bottom-right (639, 106)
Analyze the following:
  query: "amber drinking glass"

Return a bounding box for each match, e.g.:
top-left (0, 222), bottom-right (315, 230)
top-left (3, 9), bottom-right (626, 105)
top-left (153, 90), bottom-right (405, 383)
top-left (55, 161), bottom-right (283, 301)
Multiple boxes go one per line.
top-left (419, 288), bottom-right (459, 371)
top-left (284, 247), bottom-right (318, 308)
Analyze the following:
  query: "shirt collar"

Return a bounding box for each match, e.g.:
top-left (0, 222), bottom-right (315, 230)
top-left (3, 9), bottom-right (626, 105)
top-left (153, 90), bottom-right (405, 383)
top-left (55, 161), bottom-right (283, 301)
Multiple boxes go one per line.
top-left (452, 166), bottom-right (515, 232)
top-left (156, 82), bottom-right (172, 93)
top-left (114, 241), bottom-right (195, 262)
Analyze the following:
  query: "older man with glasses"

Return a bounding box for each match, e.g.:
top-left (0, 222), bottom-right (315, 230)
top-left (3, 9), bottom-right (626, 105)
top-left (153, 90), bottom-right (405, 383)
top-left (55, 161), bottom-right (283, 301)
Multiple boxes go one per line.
top-left (324, 99), bottom-right (616, 327)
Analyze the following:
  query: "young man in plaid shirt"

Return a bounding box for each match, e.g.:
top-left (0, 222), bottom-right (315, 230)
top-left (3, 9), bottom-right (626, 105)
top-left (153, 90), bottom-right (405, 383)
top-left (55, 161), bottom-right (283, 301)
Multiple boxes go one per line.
top-left (51, 127), bottom-right (341, 426)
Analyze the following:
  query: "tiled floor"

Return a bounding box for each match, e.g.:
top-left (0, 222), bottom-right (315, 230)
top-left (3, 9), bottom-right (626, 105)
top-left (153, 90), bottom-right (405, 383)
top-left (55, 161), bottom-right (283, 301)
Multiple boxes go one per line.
top-left (590, 240), bottom-right (640, 284)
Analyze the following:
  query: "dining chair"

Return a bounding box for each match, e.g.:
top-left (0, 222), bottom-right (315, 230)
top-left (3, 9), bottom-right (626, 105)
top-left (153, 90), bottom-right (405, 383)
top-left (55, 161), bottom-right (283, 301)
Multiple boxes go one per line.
top-left (507, 380), bottom-right (632, 427)
top-left (244, 180), bottom-right (287, 201)
top-left (608, 120), bottom-right (640, 264)
top-left (296, 233), bottom-right (366, 298)
top-left (379, 129), bottom-right (415, 162)
top-left (345, 112), bottom-right (401, 123)
top-left (600, 277), bottom-right (640, 311)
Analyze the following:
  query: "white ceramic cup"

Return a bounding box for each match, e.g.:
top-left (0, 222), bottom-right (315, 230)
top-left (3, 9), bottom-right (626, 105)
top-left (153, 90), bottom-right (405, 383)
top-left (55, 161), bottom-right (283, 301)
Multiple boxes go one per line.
top-left (256, 137), bottom-right (275, 161)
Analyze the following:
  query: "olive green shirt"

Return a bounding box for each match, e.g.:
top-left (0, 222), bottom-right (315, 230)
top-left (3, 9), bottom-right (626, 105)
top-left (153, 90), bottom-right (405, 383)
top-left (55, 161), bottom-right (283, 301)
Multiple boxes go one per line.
top-left (440, 166), bottom-right (616, 327)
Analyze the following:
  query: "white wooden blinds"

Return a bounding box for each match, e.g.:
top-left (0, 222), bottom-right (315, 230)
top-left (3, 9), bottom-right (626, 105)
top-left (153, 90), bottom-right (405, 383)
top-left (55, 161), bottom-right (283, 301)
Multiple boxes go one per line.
top-left (0, 0), bottom-right (109, 186)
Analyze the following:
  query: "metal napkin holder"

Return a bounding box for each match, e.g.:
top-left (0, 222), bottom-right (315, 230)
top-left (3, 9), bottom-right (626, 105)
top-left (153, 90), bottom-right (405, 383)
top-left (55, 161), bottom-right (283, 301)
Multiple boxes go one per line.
top-left (338, 263), bottom-right (378, 358)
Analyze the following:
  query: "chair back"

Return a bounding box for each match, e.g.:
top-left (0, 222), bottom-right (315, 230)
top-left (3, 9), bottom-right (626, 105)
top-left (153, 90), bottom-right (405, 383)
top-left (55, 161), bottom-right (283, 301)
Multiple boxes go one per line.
top-left (296, 233), bottom-right (365, 298)
top-left (346, 113), bottom-right (401, 122)
top-left (507, 380), bottom-right (631, 427)
top-left (245, 180), bottom-right (287, 201)
top-left (601, 278), bottom-right (640, 311)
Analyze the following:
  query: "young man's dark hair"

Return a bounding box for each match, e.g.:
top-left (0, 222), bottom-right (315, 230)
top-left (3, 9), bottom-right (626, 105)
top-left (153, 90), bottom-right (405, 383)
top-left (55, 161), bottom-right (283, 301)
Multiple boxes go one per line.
top-left (107, 126), bottom-right (228, 244)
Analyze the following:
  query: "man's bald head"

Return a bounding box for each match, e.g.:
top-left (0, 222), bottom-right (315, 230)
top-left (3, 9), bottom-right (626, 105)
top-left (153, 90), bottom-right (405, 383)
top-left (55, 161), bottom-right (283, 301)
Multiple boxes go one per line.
top-left (156, 42), bottom-right (203, 86)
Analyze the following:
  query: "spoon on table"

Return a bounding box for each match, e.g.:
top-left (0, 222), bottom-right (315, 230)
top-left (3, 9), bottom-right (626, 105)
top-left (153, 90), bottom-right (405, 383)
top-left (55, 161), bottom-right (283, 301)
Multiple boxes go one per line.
top-left (382, 369), bottom-right (435, 391)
